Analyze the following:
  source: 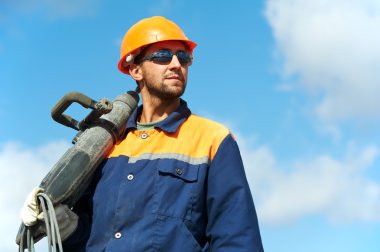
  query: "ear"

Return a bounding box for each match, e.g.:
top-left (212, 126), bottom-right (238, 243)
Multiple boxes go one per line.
top-left (129, 64), bottom-right (143, 81)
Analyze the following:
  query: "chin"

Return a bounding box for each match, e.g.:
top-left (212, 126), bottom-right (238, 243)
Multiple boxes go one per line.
top-left (161, 88), bottom-right (185, 100)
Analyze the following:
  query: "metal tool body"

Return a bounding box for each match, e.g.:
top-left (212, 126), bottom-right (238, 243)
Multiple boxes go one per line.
top-left (17, 90), bottom-right (139, 251)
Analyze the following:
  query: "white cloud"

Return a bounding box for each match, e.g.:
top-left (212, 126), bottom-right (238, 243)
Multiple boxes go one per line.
top-left (0, 141), bottom-right (70, 252)
top-left (265, 0), bottom-right (380, 123)
top-left (239, 136), bottom-right (380, 225)
top-left (2, 136), bottom-right (379, 249)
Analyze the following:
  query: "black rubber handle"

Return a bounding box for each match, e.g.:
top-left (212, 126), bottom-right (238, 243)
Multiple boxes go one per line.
top-left (50, 92), bottom-right (112, 131)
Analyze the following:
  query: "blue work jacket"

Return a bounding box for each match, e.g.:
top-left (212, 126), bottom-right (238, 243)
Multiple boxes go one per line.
top-left (63, 99), bottom-right (264, 252)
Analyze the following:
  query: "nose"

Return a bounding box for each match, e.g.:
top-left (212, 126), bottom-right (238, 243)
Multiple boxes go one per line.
top-left (169, 55), bottom-right (181, 69)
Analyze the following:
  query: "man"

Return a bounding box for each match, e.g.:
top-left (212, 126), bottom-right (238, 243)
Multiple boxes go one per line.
top-left (21, 16), bottom-right (264, 251)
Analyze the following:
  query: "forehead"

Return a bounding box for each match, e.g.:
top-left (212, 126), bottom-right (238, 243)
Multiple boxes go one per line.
top-left (145, 40), bottom-right (187, 54)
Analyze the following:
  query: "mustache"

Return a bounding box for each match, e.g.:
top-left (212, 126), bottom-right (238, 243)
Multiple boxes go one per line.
top-left (165, 71), bottom-right (184, 81)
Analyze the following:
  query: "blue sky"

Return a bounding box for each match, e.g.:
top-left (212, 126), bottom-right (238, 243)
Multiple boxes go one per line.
top-left (1, 0), bottom-right (380, 251)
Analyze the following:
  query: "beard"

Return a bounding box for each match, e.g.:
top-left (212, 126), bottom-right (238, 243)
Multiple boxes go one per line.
top-left (144, 76), bottom-right (187, 101)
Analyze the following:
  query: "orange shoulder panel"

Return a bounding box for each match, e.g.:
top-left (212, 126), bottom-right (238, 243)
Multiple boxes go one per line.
top-left (108, 114), bottom-right (230, 161)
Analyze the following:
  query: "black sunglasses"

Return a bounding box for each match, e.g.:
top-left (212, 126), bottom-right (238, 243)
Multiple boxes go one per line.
top-left (136, 49), bottom-right (193, 66)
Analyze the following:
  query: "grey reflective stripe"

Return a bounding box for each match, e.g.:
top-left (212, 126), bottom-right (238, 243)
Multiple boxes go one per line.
top-left (128, 152), bottom-right (210, 165)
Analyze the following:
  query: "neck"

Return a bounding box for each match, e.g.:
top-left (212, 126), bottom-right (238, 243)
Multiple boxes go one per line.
top-left (139, 96), bottom-right (180, 123)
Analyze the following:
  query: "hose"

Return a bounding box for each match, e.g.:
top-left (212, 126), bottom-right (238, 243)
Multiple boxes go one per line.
top-left (18, 193), bottom-right (63, 252)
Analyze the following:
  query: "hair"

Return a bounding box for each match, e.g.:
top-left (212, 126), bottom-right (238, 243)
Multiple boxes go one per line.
top-left (133, 45), bottom-right (150, 65)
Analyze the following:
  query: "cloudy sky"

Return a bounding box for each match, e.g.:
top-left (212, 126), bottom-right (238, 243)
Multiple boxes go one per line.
top-left (1, 0), bottom-right (379, 251)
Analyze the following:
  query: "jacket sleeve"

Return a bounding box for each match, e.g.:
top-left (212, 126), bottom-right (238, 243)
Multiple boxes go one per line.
top-left (206, 134), bottom-right (264, 251)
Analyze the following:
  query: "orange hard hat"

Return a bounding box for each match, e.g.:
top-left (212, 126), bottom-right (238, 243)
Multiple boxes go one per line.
top-left (118, 16), bottom-right (197, 75)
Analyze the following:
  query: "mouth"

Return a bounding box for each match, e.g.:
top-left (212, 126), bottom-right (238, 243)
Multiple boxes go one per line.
top-left (165, 75), bottom-right (183, 82)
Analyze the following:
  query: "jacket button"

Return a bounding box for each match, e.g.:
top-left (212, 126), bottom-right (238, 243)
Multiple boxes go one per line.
top-left (141, 133), bottom-right (148, 139)
top-left (127, 174), bottom-right (134, 181)
top-left (115, 232), bottom-right (122, 239)
top-left (176, 168), bottom-right (183, 175)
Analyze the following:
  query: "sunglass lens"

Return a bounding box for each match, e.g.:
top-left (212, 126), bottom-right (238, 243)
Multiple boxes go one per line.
top-left (153, 56), bottom-right (172, 63)
top-left (151, 51), bottom-right (172, 63)
top-left (177, 51), bottom-right (191, 64)
top-left (148, 50), bottom-right (191, 65)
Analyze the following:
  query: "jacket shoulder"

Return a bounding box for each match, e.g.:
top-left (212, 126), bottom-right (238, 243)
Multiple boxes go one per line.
top-left (181, 114), bottom-right (232, 160)
top-left (187, 114), bottom-right (230, 136)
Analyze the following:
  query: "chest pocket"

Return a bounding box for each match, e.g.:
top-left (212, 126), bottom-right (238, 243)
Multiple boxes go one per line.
top-left (153, 159), bottom-right (199, 220)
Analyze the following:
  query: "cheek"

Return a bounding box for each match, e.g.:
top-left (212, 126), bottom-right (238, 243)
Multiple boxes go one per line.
top-left (142, 65), bottom-right (163, 82)
top-left (181, 67), bottom-right (188, 80)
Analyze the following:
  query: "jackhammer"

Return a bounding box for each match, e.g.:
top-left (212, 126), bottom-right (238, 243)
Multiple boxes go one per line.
top-left (16, 89), bottom-right (139, 251)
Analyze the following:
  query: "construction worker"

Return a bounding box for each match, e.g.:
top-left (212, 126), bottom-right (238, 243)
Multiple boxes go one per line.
top-left (20, 16), bottom-right (264, 251)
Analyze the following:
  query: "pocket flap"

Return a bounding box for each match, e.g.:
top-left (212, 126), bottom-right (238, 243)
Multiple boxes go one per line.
top-left (157, 160), bottom-right (199, 182)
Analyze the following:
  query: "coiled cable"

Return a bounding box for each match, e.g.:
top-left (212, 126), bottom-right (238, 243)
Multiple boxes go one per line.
top-left (18, 193), bottom-right (63, 252)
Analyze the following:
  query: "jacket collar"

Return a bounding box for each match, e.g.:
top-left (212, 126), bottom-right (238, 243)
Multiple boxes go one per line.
top-left (126, 99), bottom-right (191, 133)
